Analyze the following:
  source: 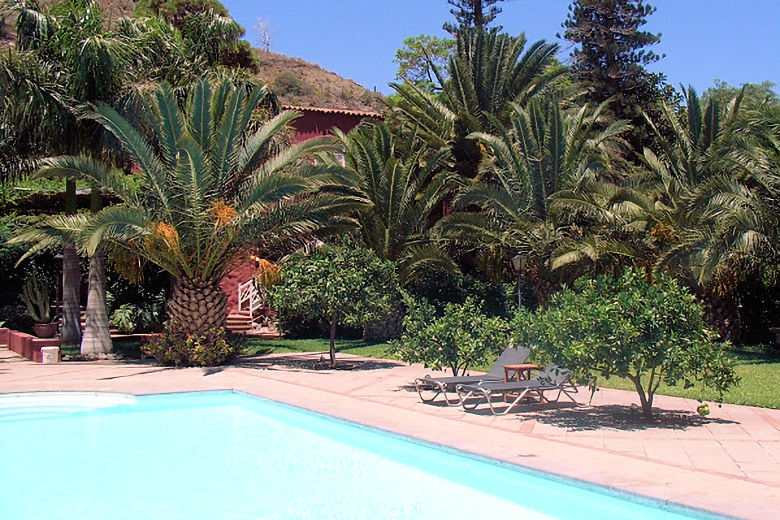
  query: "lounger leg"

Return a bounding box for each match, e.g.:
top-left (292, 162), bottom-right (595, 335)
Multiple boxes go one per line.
top-left (491, 388), bottom-right (532, 415)
top-left (415, 380), bottom-right (443, 404)
top-left (457, 386), bottom-right (486, 410)
top-left (415, 380), bottom-right (463, 406)
top-left (441, 387), bottom-right (463, 406)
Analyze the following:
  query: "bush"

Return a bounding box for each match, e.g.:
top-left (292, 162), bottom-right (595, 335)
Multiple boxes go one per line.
top-left (272, 71), bottom-right (312, 97)
top-left (111, 304), bottom-right (138, 334)
top-left (105, 257), bottom-right (169, 332)
top-left (405, 268), bottom-right (514, 317)
top-left (390, 295), bottom-right (512, 376)
top-left (0, 213), bottom-right (59, 306)
top-left (0, 305), bottom-right (34, 333)
top-left (530, 268), bottom-right (739, 419)
top-left (142, 327), bottom-right (242, 367)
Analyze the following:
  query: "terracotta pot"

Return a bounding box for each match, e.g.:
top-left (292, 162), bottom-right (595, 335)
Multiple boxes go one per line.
top-left (33, 322), bottom-right (58, 338)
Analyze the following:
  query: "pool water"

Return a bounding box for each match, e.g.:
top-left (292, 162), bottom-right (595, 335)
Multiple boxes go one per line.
top-left (0, 391), bottom-right (717, 519)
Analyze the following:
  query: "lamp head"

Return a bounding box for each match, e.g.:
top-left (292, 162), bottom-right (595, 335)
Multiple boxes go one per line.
top-left (511, 253), bottom-right (526, 273)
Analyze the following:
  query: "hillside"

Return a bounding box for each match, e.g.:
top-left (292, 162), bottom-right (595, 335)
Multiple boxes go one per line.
top-left (4, 0), bottom-right (384, 112)
top-left (255, 50), bottom-right (384, 112)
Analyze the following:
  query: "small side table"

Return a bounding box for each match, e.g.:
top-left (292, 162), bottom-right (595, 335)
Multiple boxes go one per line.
top-left (503, 363), bottom-right (541, 382)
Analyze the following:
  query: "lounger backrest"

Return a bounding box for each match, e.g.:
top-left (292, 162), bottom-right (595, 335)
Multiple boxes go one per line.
top-left (485, 346), bottom-right (532, 378)
top-left (535, 364), bottom-right (572, 387)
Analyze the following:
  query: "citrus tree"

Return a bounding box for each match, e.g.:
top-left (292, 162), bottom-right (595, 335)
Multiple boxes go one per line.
top-left (268, 244), bottom-right (399, 368)
top-left (391, 295), bottom-right (511, 376)
top-left (531, 268), bottom-right (739, 420)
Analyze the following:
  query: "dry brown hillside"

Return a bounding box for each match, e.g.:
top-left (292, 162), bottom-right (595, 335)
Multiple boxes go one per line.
top-left (8, 0), bottom-right (384, 112)
top-left (255, 50), bottom-right (384, 112)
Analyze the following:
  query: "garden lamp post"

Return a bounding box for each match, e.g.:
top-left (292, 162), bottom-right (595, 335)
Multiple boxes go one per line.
top-left (511, 253), bottom-right (526, 309)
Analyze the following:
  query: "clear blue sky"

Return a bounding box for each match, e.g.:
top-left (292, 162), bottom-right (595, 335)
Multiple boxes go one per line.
top-left (222, 0), bottom-right (780, 96)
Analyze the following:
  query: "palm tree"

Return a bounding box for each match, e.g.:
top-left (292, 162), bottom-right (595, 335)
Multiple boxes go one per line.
top-left (2, 0), bottom-right (264, 352)
top-left (436, 98), bottom-right (630, 294)
top-left (639, 86), bottom-right (741, 281)
top-left (324, 122), bottom-right (457, 283)
top-left (1, 0), bottom-right (133, 350)
top-left (647, 94), bottom-right (780, 284)
top-left (14, 78), bottom-right (358, 338)
top-left (390, 27), bottom-right (564, 179)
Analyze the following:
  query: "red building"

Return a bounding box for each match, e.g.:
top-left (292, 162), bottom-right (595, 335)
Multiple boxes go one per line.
top-left (283, 105), bottom-right (384, 144)
top-left (219, 105), bottom-right (383, 332)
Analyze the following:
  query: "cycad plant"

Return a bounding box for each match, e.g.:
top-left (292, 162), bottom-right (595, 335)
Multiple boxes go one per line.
top-left (437, 98), bottom-right (630, 287)
top-left (390, 27), bottom-right (563, 178)
top-left (653, 98), bottom-right (779, 285)
top-left (324, 122), bottom-right (456, 283)
top-left (13, 78), bottom-right (357, 342)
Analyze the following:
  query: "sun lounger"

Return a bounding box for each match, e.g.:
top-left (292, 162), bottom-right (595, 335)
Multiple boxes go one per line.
top-left (414, 346), bottom-right (532, 406)
top-left (456, 365), bottom-right (581, 415)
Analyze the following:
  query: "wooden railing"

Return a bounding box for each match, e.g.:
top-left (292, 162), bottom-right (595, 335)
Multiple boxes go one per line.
top-left (237, 279), bottom-right (262, 317)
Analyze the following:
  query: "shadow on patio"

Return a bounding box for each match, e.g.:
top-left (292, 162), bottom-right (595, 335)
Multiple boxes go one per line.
top-left (201, 352), bottom-right (405, 375)
top-left (520, 403), bottom-right (739, 431)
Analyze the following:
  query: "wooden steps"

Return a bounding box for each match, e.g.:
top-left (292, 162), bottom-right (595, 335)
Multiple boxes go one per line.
top-left (226, 312), bottom-right (253, 333)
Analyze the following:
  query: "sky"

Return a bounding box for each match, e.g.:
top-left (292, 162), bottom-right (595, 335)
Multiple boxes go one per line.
top-left (221, 0), bottom-right (780, 97)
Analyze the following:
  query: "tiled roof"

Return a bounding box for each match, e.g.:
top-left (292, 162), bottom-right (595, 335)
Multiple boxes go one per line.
top-left (282, 105), bottom-right (384, 119)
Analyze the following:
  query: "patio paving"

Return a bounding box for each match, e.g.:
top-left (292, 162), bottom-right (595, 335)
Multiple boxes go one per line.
top-left (1, 347), bottom-right (778, 519)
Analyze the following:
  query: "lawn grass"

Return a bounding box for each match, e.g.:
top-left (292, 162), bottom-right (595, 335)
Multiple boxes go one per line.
top-left (243, 337), bottom-right (395, 360)
top-left (60, 338), bottom-right (146, 358)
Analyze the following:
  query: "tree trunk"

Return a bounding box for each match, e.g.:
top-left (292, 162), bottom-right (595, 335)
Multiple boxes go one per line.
top-left (328, 317), bottom-right (337, 368)
top-left (60, 180), bottom-right (81, 345)
top-left (60, 244), bottom-right (82, 345)
top-left (630, 374), bottom-right (654, 421)
top-left (167, 277), bottom-right (228, 335)
top-left (81, 252), bottom-right (112, 357)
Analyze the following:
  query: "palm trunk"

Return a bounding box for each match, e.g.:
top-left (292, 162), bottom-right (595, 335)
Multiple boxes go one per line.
top-left (60, 244), bottom-right (82, 345)
top-left (81, 251), bottom-right (112, 357)
top-left (167, 277), bottom-right (228, 335)
top-left (60, 180), bottom-right (81, 345)
top-left (81, 186), bottom-right (112, 356)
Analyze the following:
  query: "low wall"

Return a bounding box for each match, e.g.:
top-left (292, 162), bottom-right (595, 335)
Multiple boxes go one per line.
top-left (0, 328), bottom-right (61, 363)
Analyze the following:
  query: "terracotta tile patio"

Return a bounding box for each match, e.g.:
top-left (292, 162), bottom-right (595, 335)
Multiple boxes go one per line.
top-left (1, 347), bottom-right (778, 519)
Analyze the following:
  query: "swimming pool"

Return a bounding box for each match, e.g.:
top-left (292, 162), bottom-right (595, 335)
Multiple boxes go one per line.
top-left (0, 391), bottom-right (721, 519)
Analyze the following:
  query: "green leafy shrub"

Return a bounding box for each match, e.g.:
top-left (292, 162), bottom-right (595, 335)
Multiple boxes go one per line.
top-left (0, 213), bottom-right (58, 306)
top-left (142, 327), bottom-right (241, 367)
top-left (0, 305), bottom-right (34, 333)
top-left (110, 304), bottom-right (139, 334)
top-left (105, 259), bottom-right (169, 332)
top-left (405, 268), bottom-right (514, 317)
top-left (108, 298), bottom-right (165, 334)
top-left (531, 268), bottom-right (739, 419)
top-left (391, 295), bottom-right (512, 376)
top-left (268, 244), bottom-right (399, 367)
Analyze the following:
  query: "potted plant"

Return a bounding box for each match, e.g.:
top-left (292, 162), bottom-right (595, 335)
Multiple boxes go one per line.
top-left (21, 272), bottom-right (57, 338)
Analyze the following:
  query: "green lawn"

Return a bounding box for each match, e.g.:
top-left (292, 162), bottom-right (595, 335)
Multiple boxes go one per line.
top-left (243, 337), bottom-right (394, 360)
top-left (60, 338), bottom-right (146, 359)
top-left (243, 338), bottom-right (780, 409)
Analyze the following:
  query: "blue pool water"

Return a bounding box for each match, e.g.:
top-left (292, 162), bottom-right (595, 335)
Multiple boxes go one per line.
top-left (0, 391), bottom-right (719, 519)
